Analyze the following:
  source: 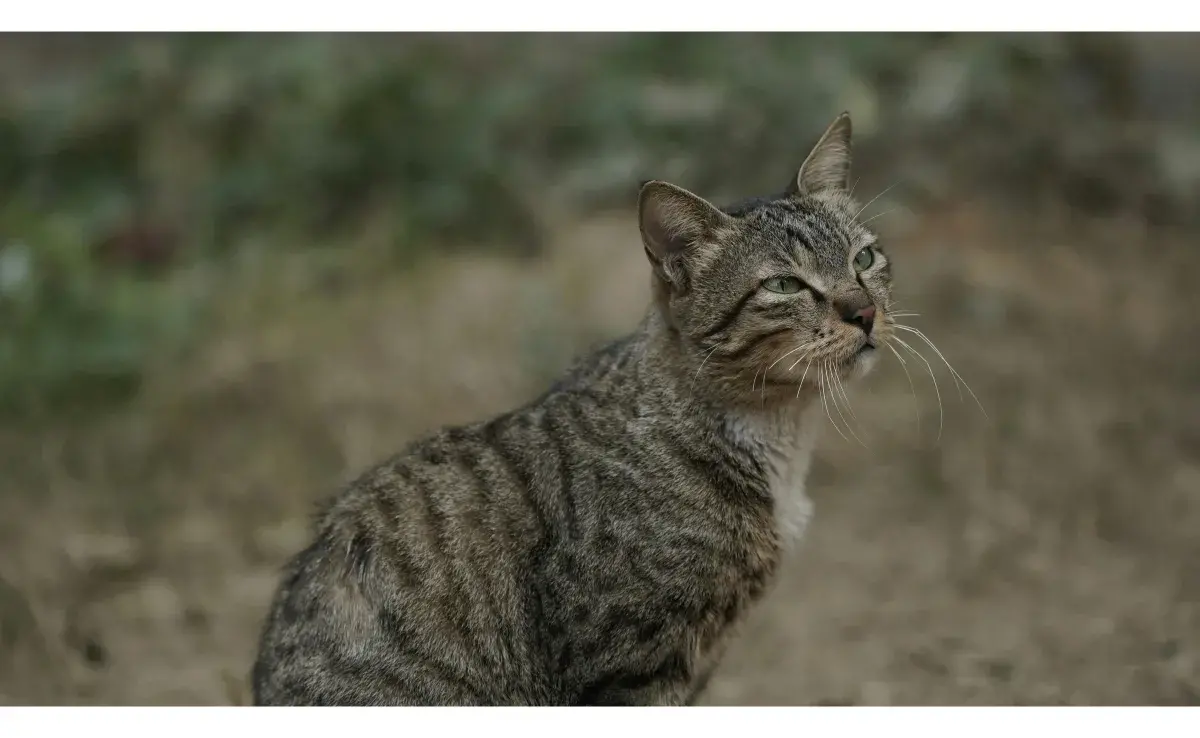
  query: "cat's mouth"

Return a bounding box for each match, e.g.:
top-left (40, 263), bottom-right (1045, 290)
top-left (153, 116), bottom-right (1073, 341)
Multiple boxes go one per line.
top-left (848, 336), bottom-right (876, 360)
top-left (838, 337), bottom-right (880, 377)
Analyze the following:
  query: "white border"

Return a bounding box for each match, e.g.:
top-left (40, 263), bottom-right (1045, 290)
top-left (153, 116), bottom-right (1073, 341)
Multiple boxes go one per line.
top-left (2, 6), bottom-right (1199, 727)
top-left (3, 706), bottom-right (1200, 734)
top-left (0, 2), bottom-right (1198, 31)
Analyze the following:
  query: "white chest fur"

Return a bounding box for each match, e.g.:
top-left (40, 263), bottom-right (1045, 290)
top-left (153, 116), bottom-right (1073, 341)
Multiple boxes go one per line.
top-left (726, 403), bottom-right (824, 545)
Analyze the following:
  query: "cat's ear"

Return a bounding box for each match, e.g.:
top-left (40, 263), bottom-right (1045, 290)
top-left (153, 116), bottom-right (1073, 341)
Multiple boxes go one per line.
top-left (638, 181), bottom-right (729, 281)
top-left (787, 112), bottom-right (853, 197)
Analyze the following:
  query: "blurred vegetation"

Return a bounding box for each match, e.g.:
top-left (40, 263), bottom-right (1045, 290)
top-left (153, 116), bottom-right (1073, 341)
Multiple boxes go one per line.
top-left (0, 33), bottom-right (1195, 416)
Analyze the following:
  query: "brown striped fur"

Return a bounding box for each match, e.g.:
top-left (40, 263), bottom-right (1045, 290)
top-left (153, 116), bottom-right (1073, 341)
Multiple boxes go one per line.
top-left (252, 113), bottom-right (895, 706)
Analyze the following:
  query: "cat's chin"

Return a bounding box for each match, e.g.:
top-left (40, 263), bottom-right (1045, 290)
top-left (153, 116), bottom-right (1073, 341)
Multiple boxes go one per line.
top-left (842, 342), bottom-right (880, 380)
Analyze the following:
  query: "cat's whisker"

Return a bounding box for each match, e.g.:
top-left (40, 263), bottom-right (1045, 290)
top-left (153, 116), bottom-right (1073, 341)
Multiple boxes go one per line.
top-left (795, 359), bottom-right (814, 400)
top-left (766, 343), bottom-right (812, 375)
top-left (890, 335), bottom-right (944, 444)
top-left (837, 366), bottom-right (873, 445)
top-left (833, 362), bottom-right (859, 421)
top-left (890, 325), bottom-right (961, 402)
top-left (820, 364), bottom-right (849, 444)
top-left (833, 365), bottom-right (867, 447)
top-left (784, 346), bottom-right (820, 402)
top-left (854, 182), bottom-right (898, 220)
top-left (826, 363), bottom-right (866, 447)
top-left (885, 341), bottom-right (922, 435)
top-left (761, 342), bottom-right (814, 407)
top-left (691, 344), bottom-right (722, 392)
top-left (816, 362), bottom-right (847, 443)
top-left (787, 345), bottom-right (819, 373)
top-left (859, 208), bottom-right (898, 226)
top-left (824, 366), bottom-right (852, 444)
top-left (890, 324), bottom-right (988, 420)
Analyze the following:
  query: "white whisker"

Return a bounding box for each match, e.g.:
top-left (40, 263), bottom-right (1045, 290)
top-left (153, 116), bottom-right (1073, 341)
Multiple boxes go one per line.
top-left (826, 363), bottom-right (866, 447)
top-left (833, 363), bottom-right (859, 421)
top-left (762, 342), bottom-right (813, 406)
top-left (795, 359), bottom-right (814, 399)
top-left (854, 182), bottom-right (898, 220)
top-left (885, 341), bottom-right (921, 435)
top-left (891, 325), bottom-right (960, 401)
top-left (787, 346), bottom-right (817, 372)
top-left (691, 344), bottom-right (721, 391)
top-left (765, 343), bottom-right (811, 376)
top-left (763, 343), bottom-right (820, 408)
top-left (891, 335), bottom-right (944, 443)
top-left (818, 362), bottom-right (850, 444)
top-left (891, 323), bottom-right (988, 420)
top-left (859, 207), bottom-right (898, 226)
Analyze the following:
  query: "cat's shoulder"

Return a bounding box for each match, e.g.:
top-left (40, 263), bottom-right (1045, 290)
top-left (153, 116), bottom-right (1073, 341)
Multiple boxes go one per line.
top-left (546, 333), bottom-right (639, 393)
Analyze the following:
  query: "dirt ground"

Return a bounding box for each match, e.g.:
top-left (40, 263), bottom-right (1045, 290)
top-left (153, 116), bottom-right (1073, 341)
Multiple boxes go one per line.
top-left (2, 196), bottom-right (1199, 705)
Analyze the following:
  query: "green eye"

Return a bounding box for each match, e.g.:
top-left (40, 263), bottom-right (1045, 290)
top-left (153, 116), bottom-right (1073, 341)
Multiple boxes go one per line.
top-left (762, 276), bottom-right (804, 294)
top-left (853, 246), bottom-right (875, 271)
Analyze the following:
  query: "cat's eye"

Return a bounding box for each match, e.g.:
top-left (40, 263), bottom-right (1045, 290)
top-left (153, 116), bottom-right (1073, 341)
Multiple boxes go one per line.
top-left (853, 246), bottom-right (875, 271)
top-left (762, 276), bottom-right (805, 294)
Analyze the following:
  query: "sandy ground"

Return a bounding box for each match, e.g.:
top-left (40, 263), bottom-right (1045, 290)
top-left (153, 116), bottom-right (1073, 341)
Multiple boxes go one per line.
top-left (2, 198), bottom-right (1199, 705)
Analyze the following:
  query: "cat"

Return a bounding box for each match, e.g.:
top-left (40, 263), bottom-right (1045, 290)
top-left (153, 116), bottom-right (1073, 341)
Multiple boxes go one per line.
top-left (252, 112), bottom-right (895, 706)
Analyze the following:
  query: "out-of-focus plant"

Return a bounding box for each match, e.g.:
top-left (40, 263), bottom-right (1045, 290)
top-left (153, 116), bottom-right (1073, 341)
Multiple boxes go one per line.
top-left (0, 33), bottom-right (1182, 415)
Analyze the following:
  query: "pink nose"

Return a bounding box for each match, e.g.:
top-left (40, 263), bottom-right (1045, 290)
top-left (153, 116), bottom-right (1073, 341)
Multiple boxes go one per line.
top-left (837, 302), bottom-right (875, 335)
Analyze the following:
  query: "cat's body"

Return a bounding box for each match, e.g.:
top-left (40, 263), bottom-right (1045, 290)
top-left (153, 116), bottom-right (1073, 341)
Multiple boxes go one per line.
top-left (253, 113), bottom-right (895, 706)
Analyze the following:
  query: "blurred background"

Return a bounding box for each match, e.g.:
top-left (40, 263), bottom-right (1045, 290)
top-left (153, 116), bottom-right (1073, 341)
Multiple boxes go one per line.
top-left (1, 33), bottom-right (1199, 705)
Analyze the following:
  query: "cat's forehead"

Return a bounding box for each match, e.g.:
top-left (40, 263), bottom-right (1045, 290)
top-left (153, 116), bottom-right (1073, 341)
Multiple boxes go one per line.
top-left (722, 195), bottom-right (871, 271)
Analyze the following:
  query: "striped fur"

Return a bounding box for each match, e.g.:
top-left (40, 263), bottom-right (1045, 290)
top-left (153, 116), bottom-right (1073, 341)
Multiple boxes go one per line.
top-left (252, 113), bottom-right (894, 706)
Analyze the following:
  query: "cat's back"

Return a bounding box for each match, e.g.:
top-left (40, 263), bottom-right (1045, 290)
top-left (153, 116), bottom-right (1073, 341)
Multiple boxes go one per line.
top-left (252, 335), bottom-right (643, 705)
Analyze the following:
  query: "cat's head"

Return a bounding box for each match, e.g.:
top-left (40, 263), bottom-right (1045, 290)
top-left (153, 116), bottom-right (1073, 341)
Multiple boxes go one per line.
top-left (638, 113), bottom-right (894, 405)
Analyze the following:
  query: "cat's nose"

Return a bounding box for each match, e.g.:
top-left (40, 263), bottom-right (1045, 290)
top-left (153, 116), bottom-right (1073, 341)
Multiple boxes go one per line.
top-left (837, 300), bottom-right (876, 335)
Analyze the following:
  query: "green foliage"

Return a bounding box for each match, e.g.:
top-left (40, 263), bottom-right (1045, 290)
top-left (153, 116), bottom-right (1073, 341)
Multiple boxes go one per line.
top-left (0, 33), bottom-right (1160, 415)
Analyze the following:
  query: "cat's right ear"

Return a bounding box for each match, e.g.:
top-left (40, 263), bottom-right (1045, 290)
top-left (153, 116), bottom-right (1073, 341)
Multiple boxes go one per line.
top-left (638, 180), bottom-right (728, 288)
top-left (787, 112), bottom-right (853, 197)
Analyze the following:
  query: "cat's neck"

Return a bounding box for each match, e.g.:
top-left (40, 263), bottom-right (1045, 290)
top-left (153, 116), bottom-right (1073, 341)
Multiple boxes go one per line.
top-left (634, 310), bottom-right (825, 454)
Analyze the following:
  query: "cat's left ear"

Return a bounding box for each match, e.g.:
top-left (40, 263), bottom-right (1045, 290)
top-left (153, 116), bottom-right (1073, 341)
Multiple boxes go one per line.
top-left (787, 112), bottom-right (852, 197)
top-left (638, 180), bottom-right (730, 288)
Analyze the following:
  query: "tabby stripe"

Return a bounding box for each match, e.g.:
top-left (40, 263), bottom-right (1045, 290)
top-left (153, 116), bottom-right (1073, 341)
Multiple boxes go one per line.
top-left (675, 439), bottom-right (746, 491)
top-left (720, 326), bottom-right (794, 361)
top-left (396, 465), bottom-right (450, 561)
top-left (397, 462), bottom-right (472, 630)
top-left (377, 609), bottom-right (494, 701)
top-left (450, 445), bottom-right (508, 669)
top-left (714, 433), bottom-right (770, 486)
top-left (574, 651), bottom-right (691, 705)
top-left (542, 409), bottom-right (580, 541)
top-left (368, 491), bottom-right (423, 588)
top-left (487, 430), bottom-right (551, 543)
top-left (700, 285), bottom-right (759, 339)
top-left (784, 225), bottom-right (811, 248)
top-left (751, 301), bottom-right (798, 318)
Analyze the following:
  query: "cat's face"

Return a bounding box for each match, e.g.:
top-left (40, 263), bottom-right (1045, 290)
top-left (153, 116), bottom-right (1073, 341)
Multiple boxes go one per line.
top-left (639, 113), bottom-right (895, 404)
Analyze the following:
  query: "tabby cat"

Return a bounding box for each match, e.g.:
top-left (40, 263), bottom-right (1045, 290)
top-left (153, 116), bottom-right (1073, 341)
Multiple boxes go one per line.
top-left (252, 112), bottom-right (895, 706)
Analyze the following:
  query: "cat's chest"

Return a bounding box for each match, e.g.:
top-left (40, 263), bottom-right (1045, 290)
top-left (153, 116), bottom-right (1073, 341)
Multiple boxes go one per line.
top-left (727, 406), bottom-right (822, 545)
top-left (764, 445), bottom-right (816, 543)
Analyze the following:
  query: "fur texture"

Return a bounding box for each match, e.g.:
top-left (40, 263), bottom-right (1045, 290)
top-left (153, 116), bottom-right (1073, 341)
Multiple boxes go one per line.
top-left (252, 113), bottom-right (895, 706)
